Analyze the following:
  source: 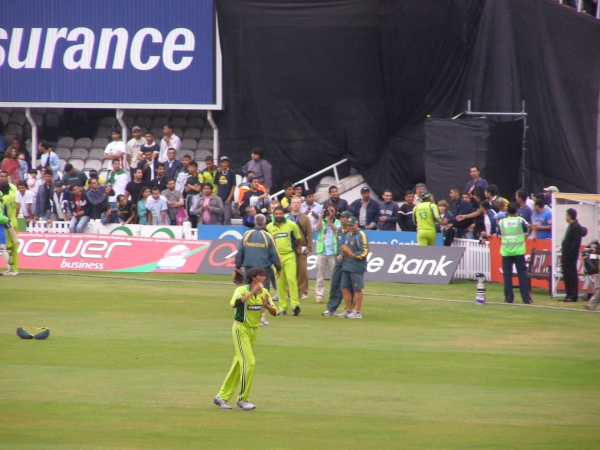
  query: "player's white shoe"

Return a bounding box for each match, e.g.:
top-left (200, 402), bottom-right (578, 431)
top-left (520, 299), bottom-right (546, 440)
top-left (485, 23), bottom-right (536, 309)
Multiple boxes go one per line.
top-left (277, 310), bottom-right (287, 316)
top-left (213, 396), bottom-right (232, 410)
top-left (337, 310), bottom-right (352, 318)
top-left (347, 311), bottom-right (362, 319)
top-left (299, 295), bottom-right (308, 299)
top-left (272, 294), bottom-right (279, 301)
top-left (237, 400), bottom-right (256, 411)
top-left (292, 306), bottom-right (301, 316)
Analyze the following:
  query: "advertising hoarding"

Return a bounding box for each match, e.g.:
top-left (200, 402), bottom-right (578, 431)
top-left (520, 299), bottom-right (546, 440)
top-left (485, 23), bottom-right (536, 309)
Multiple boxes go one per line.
top-left (0, 0), bottom-right (220, 109)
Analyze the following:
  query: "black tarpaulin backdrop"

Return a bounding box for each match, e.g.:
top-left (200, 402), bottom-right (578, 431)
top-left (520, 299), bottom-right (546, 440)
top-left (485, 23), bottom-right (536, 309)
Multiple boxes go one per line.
top-left (214, 0), bottom-right (600, 196)
top-left (424, 119), bottom-right (524, 201)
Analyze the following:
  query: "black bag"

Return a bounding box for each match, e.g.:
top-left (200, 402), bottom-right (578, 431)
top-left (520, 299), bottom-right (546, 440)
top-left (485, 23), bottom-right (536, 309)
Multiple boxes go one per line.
top-left (583, 255), bottom-right (599, 275)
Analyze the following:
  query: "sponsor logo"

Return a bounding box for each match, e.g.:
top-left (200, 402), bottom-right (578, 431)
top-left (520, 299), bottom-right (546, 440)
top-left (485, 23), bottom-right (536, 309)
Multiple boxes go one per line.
top-left (109, 226), bottom-right (134, 236)
top-left (386, 254), bottom-right (453, 276)
top-left (0, 27), bottom-right (195, 71)
top-left (151, 228), bottom-right (176, 239)
top-left (17, 238), bottom-right (131, 259)
top-left (207, 242), bottom-right (237, 267)
top-left (247, 305), bottom-right (262, 311)
top-left (219, 230), bottom-right (244, 240)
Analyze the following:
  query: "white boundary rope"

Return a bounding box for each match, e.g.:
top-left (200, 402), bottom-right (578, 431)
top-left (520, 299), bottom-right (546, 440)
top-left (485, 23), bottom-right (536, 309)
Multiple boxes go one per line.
top-left (18, 272), bottom-right (598, 313)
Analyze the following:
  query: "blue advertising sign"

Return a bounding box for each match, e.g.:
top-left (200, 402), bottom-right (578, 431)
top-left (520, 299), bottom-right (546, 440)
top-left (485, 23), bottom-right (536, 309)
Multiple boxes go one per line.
top-left (196, 225), bottom-right (249, 241)
top-left (0, 0), bottom-right (220, 109)
top-left (197, 225), bottom-right (443, 246)
top-left (362, 230), bottom-right (444, 246)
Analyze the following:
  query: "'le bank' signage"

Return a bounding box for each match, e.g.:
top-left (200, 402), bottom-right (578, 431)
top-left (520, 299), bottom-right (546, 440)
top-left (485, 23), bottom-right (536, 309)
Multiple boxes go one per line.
top-left (0, 0), bottom-right (220, 109)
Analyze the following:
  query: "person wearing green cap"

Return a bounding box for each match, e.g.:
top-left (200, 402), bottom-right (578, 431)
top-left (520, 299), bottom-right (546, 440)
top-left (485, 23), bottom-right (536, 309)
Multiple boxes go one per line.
top-left (414, 191), bottom-right (442, 246)
top-left (337, 216), bottom-right (368, 319)
top-left (322, 210), bottom-right (354, 315)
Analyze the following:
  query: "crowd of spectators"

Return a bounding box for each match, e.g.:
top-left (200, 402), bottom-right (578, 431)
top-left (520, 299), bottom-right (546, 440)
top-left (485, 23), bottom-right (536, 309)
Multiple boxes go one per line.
top-left (1, 123), bottom-right (556, 246)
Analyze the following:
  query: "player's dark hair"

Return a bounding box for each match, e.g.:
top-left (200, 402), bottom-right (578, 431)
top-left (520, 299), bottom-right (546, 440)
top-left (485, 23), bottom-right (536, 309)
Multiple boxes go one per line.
top-left (516, 189), bottom-right (528, 202)
top-left (273, 206), bottom-right (285, 214)
top-left (507, 202), bottom-right (519, 215)
top-left (486, 184), bottom-right (499, 197)
top-left (245, 266), bottom-right (266, 284)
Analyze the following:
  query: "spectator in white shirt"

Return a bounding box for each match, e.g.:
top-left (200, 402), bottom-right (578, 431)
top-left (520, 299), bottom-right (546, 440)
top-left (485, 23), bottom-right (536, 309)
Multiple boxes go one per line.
top-left (16, 181), bottom-right (34, 222)
top-left (146, 187), bottom-right (170, 225)
top-left (175, 155), bottom-right (193, 193)
top-left (106, 159), bottom-right (130, 207)
top-left (300, 189), bottom-right (322, 228)
top-left (159, 123), bottom-right (181, 163)
top-left (103, 129), bottom-right (128, 171)
top-left (126, 126), bottom-right (147, 171)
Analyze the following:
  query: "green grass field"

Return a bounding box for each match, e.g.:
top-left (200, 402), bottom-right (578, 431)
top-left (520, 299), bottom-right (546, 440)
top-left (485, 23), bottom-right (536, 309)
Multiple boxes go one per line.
top-left (2, 273), bottom-right (600, 449)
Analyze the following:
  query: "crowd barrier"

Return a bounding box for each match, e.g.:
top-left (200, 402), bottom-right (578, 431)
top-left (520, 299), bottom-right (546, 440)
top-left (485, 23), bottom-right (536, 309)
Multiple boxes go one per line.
top-left (22, 222), bottom-right (488, 279)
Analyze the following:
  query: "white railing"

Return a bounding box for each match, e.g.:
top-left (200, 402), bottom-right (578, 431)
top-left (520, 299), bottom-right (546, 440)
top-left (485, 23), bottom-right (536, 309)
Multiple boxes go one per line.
top-left (270, 158), bottom-right (349, 199)
top-left (452, 238), bottom-right (490, 280)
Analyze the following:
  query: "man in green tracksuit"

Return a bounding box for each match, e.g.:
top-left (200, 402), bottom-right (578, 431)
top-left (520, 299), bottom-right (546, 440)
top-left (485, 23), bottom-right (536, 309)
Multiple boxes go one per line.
top-left (338, 217), bottom-right (369, 319)
top-left (322, 211), bottom-right (353, 316)
top-left (235, 214), bottom-right (282, 325)
top-left (214, 267), bottom-right (277, 411)
top-left (266, 206), bottom-right (301, 316)
top-left (0, 171), bottom-right (18, 275)
top-left (414, 191), bottom-right (441, 246)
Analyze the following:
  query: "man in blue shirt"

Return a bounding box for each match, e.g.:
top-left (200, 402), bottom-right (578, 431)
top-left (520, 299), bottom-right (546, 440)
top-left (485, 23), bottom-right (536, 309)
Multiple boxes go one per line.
top-left (39, 141), bottom-right (60, 181)
top-left (515, 189), bottom-right (532, 224)
top-left (464, 166), bottom-right (488, 195)
top-left (531, 199), bottom-right (552, 239)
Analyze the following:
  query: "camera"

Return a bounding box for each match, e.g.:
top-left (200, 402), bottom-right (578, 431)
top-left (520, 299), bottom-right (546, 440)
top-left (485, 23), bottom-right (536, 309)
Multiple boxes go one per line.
top-left (323, 209), bottom-right (330, 218)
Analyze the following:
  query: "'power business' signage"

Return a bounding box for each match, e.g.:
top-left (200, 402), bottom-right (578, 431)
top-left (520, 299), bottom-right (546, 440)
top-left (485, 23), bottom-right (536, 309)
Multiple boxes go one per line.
top-left (0, 0), bottom-right (220, 109)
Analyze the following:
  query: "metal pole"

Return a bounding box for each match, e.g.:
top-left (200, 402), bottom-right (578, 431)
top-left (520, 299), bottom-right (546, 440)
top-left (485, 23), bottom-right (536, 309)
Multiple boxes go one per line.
top-left (207, 110), bottom-right (219, 161)
top-left (25, 107), bottom-right (38, 167)
top-left (521, 100), bottom-right (527, 189)
top-left (116, 109), bottom-right (127, 143)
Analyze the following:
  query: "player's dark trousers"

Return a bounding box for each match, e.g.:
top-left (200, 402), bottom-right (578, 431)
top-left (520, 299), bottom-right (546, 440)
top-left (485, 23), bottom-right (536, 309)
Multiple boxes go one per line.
top-left (326, 264), bottom-right (343, 311)
top-left (562, 257), bottom-right (579, 301)
top-left (502, 255), bottom-right (531, 304)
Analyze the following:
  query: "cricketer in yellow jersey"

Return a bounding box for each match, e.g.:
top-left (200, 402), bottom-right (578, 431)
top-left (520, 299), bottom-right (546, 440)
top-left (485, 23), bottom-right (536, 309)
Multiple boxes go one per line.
top-left (413, 191), bottom-right (442, 246)
top-left (0, 172), bottom-right (18, 274)
top-left (214, 267), bottom-right (277, 411)
top-left (266, 206), bottom-right (302, 316)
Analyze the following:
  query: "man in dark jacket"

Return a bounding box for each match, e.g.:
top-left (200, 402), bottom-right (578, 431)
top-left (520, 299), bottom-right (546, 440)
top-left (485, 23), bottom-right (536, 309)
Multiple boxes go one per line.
top-left (235, 214), bottom-right (282, 325)
top-left (562, 208), bottom-right (587, 302)
top-left (164, 148), bottom-right (184, 181)
top-left (35, 170), bottom-right (56, 220)
top-left (86, 178), bottom-right (109, 219)
top-left (349, 187), bottom-right (379, 230)
top-left (377, 189), bottom-right (399, 231)
top-left (326, 186), bottom-right (349, 218)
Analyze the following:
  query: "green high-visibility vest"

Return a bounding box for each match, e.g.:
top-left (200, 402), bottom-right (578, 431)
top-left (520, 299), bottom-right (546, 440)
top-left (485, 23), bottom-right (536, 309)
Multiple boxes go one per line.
top-left (315, 219), bottom-right (340, 254)
top-left (498, 216), bottom-right (526, 256)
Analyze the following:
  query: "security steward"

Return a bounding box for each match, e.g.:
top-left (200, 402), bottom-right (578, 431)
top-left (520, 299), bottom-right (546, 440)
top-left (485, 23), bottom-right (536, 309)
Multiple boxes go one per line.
top-left (235, 214), bottom-right (282, 325)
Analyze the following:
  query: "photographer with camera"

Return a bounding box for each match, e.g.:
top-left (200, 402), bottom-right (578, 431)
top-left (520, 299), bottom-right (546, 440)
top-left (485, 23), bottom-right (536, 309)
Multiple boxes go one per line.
top-left (314, 204), bottom-right (340, 303)
top-left (581, 240), bottom-right (600, 311)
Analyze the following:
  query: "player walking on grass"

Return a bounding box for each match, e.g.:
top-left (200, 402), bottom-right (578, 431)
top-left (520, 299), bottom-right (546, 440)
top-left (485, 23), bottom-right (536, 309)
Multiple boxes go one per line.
top-left (337, 216), bottom-right (368, 319)
top-left (214, 267), bottom-right (277, 411)
top-left (266, 206), bottom-right (302, 316)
